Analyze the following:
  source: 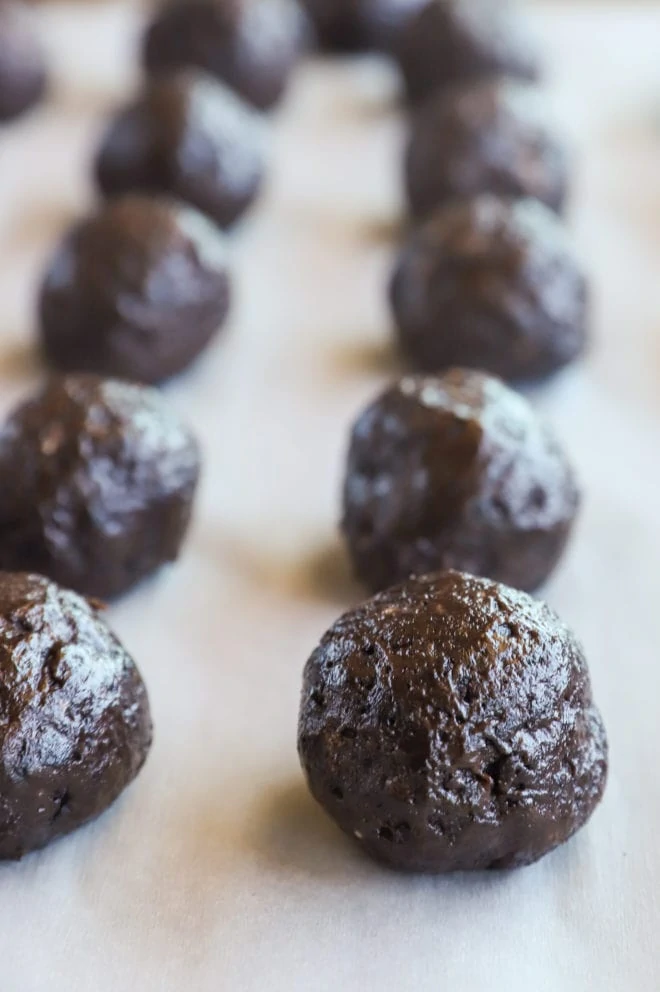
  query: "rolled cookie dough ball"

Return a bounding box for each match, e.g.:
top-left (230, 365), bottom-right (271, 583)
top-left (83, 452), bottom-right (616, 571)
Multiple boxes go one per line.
top-left (298, 570), bottom-right (608, 872)
top-left (0, 572), bottom-right (152, 859)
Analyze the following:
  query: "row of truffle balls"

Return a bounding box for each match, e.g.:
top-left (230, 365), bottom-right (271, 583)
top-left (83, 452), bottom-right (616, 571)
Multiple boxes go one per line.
top-left (297, 0), bottom-right (607, 875)
top-left (0, 0), bottom-right (317, 859)
top-left (0, 0), bottom-right (607, 875)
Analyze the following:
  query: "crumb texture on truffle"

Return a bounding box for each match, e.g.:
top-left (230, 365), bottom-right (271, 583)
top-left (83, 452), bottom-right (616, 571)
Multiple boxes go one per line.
top-left (405, 79), bottom-right (567, 220)
top-left (95, 71), bottom-right (265, 230)
top-left (343, 369), bottom-right (580, 592)
top-left (0, 374), bottom-right (200, 599)
top-left (391, 195), bottom-right (588, 381)
top-left (0, 572), bottom-right (152, 859)
top-left (40, 194), bottom-right (231, 384)
top-left (299, 570), bottom-right (607, 872)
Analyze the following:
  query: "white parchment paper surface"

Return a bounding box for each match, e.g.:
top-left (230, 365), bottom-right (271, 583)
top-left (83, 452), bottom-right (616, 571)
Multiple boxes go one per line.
top-left (0, 2), bottom-right (658, 989)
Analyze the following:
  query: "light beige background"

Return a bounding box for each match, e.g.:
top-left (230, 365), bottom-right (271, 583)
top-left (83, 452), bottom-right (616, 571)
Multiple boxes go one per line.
top-left (0, 2), bottom-right (658, 989)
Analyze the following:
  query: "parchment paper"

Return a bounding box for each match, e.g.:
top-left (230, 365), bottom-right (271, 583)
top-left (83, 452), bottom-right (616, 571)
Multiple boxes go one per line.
top-left (0, 3), bottom-right (659, 989)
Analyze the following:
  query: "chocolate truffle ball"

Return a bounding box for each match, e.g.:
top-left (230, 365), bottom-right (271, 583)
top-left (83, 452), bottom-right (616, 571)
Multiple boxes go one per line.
top-left (298, 570), bottom-right (608, 873)
top-left (0, 0), bottom-right (46, 122)
top-left (0, 572), bottom-right (152, 860)
top-left (143, 0), bottom-right (308, 112)
top-left (395, 0), bottom-right (540, 104)
top-left (0, 0), bottom-right (46, 121)
top-left (300, 0), bottom-right (425, 51)
top-left (342, 370), bottom-right (579, 593)
top-left (0, 375), bottom-right (200, 600)
top-left (405, 80), bottom-right (568, 221)
top-left (95, 70), bottom-right (265, 230)
top-left (39, 194), bottom-right (231, 384)
top-left (390, 195), bottom-right (588, 381)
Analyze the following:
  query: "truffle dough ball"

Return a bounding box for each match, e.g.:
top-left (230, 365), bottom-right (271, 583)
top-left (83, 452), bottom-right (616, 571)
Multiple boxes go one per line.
top-left (405, 79), bottom-right (568, 221)
top-left (0, 375), bottom-right (200, 600)
top-left (0, 572), bottom-right (152, 860)
top-left (39, 194), bottom-right (231, 385)
top-left (395, 0), bottom-right (540, 104)
top-left (342, 370), bottom-right (580, 593)
top-left (95, 70), bottom-right (265, 230)
top-left (143, 0), bottom-right (309, 111)
top-left (0, 0), bottom-right (46, 121)
top-left (298, 570), bottom-right (608, 873)
top-left (390, 195), bottom-right (588, 382)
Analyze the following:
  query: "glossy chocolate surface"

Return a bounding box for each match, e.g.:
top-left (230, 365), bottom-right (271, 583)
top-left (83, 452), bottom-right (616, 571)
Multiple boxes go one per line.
top-left (395, 0), bottom-right (539, 104)
top-left (95, 71), bottom-right (265, 230)
top-left (40, 194), bottom-right (231, 384)
top-left (391, 195), bottom-right (588, 381)
top-left (343, 370), bottom-right (580, 592)
top-left (405, 79), bottom-right (568, 221)
top-left (0, 375), bottom-right (200, 599)
top-left (299, 570), bottom-right (608, 872)
top-left (143, 0), bottom-right (308, 111)
top-left (0, 572), bottom-right (152, 859)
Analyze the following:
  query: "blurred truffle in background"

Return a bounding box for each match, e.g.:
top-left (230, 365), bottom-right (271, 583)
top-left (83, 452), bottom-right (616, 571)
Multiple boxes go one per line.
top-left (390, 195), bottom-right (588, 383)
top-left (0, 0), bottom-right (46, 121)
top-left (394, 0), bottom-right (541, 105)
top-left (39, 194), bottom-right (232, 385)
top-left (405, 79), bottom-right (569, 221)
top-left (95, 69), bottom-right (266, 230)
top-left (143, 0), bottom-right (310, 111)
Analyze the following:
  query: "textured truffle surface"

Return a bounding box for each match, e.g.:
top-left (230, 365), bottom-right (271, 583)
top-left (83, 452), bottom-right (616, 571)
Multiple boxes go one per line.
top-left (95, 70), bottom-right (265, 230)
top-left (0, 375), bottom-right (200, 600)
top-left (405, 79), bottom-right (568, 221)
top-left (298, 570), bottom-right (608, 873)
top-left (395, 0), bottom-right (540, 104)
top-left (143, 0), bottom-right (308, 111)
top-left (390, 195), bottom-right (588, 382)
top-left (0, 572), bottom-right (152, 860)
top-left (0, 0), bottom-right (46, 121)
top-left (342, 370), bottom-right (580, 592)
top-left (39, 194), bottom-right (231, 385)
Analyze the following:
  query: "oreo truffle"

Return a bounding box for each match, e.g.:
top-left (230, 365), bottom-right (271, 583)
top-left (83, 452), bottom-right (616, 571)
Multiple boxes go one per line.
top-left (95, 70), bottom-right (265, 230)
top-left (390, 195), bottom-right (588, 381)
top-left (395, 0), bottom-right (540, 104)
top-left (300, 0), bottom-right (425, 51)
top-left (39, 194), bottom-right (231, 384)
top-left (0, 375), bottom-right (200, 600)
top-left (0, 0), bottom-right (46, 121)
top-left (342, 369), bottom-right (579, 593)
top-left (298, 570), bottom-right (608, 873)
top-left (0, 572), bottom-right (152, 860)
top-left (405, 79), bottom-right (568, 221)
top-left (143, 0), bottom-right (308, 112)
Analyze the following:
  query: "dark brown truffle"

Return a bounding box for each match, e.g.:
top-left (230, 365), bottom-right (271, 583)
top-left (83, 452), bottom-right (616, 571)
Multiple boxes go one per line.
top-left (298, 570), bottom-right (608, 873)
top-left (390, 195), bottom-right (588, 381)
top-left (299, 0), bottom-right (425, 51)
top-left (0, 572), bottom-right (152, 860)
top-left (95, 70), bottom-right (265, 230)
top-left (0, 375), bottom-right (200, 600)
top-left (143, 0), bottom-right (309, 112)
top-left (395, 0), bottom-right (540, 104)
top-left (405, 79), bottom-right (568, 221)
top-left (39, 194), bottom-right (231, 384)
top-left (342, 370), bottom-right (580, 593)
top-left (0, 0), bottom-right (46, 121)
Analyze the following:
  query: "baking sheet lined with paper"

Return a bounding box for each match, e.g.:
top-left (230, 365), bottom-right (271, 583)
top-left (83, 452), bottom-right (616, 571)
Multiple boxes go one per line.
top-left (0, 1), bottom-right (658, 989)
